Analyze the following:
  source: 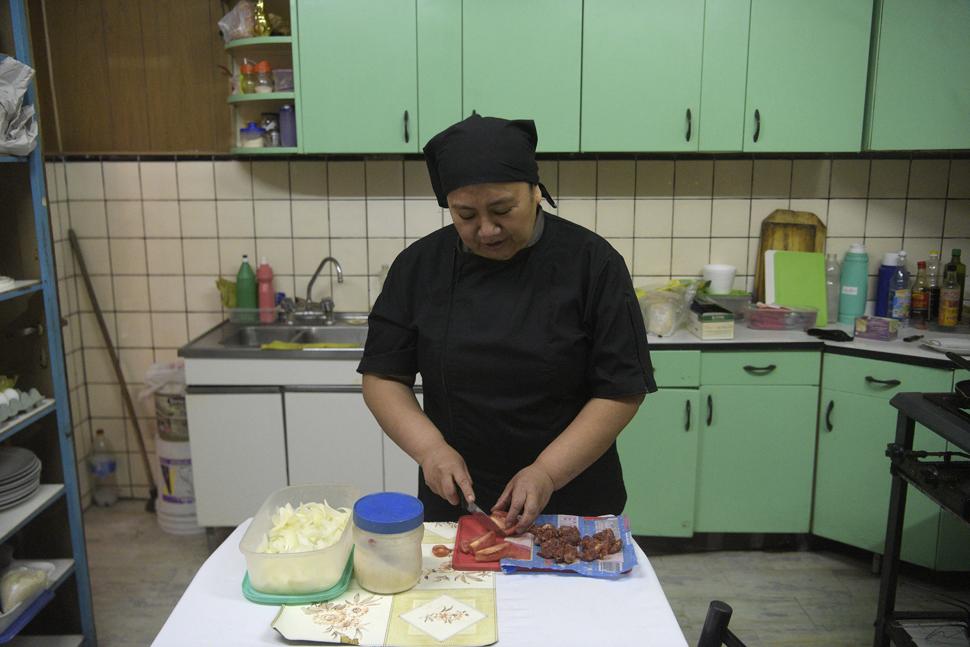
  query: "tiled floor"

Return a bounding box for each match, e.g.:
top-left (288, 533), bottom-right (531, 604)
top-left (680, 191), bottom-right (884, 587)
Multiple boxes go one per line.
top-left (85, 501), bottom-right (970, 646)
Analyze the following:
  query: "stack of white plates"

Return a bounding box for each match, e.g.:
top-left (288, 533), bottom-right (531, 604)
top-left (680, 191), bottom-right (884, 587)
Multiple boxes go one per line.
top-left (0, 448), bottom-right (41, 512)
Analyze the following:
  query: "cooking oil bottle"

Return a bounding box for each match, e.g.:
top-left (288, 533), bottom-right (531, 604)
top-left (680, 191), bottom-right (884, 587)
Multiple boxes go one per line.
top-left (938, 269), bottom-right (961, 328)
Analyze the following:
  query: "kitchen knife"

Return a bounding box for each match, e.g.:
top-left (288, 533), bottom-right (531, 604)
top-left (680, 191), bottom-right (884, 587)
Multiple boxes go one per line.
top-left (465, 500), bottom-right (506, 537)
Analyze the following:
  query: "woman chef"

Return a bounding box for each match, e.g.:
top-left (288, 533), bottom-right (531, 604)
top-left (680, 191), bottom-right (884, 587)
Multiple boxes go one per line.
top-left (358, 115), bottom-right (656, 534)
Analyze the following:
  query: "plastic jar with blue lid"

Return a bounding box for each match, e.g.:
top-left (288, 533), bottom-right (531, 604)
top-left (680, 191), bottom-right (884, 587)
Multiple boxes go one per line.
top-left (353, 492), bottom-right (424, 594)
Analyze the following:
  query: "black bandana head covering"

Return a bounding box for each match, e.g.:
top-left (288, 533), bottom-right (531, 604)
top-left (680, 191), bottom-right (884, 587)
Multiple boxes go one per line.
top-left (423, 114), bottom-right (556, 209)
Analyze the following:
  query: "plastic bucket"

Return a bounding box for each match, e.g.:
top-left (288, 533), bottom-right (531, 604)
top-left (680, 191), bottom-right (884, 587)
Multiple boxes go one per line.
top-left (154, 385), bottom-right (188, 442)
top-left (155, 435), bottom-right (200, 534)
top-left (156, 506), bottom-right (204, 535)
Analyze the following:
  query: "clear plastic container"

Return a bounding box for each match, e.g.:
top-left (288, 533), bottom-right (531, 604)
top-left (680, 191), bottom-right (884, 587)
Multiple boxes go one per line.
top-left (353, 492), bottom-right (424, 594)
top-left (239, 484), bottom-right (360, 595)
top-left (744, 304), bottom-right (818, 330)
top-left (272, 68), bottom-right (294, 91)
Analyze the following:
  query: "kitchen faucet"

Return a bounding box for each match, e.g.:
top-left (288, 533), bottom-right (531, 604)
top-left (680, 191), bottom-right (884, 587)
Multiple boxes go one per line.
top-left (286, 256), bottom-right (343, 325)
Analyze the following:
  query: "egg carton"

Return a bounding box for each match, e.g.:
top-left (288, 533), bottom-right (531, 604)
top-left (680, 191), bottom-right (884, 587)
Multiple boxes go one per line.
top-left (0, 389), bottom-right (45, 424)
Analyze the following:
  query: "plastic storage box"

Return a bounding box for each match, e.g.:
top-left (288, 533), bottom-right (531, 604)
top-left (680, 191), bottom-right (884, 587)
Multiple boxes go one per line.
top-left (239, 484), bottom-right (360, 595)
top-left (745, 304), bottom-right (818, 330)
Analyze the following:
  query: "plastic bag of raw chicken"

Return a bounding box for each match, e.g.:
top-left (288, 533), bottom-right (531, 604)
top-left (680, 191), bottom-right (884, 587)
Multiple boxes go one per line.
top-left (499, 514), bottom-right (638, 579)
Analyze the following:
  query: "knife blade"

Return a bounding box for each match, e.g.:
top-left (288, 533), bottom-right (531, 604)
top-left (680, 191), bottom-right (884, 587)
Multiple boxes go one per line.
top-left (465, 500), bottom-right (506, 537)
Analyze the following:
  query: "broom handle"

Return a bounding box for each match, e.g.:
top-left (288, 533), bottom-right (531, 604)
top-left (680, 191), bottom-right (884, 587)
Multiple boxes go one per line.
top-left (68, 229), bottom-right (158, 494)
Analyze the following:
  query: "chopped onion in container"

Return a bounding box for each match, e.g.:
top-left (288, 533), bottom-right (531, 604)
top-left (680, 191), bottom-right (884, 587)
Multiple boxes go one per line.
top-left (257, 500), bottom-right (351, 554)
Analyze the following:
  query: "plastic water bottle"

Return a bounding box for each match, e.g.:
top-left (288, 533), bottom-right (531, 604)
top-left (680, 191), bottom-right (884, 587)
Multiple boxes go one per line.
top-left (825, 254), bottom-right (840, 324)
top-left (838, 243), bottom-right (869, 325)
top-left (90, 429), bottom-right (119, 507)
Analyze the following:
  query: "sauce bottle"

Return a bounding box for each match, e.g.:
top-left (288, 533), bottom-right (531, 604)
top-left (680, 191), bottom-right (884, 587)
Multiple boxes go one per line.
top-left (910, 261), bottom-right (929, 329)
top-left (945, 248), bottom-right (966, 321)
top-left (939, 269), bottom-right (960, 328)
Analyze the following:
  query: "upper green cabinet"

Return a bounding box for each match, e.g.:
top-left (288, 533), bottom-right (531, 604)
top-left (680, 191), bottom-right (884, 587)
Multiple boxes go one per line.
top-left (462, 0), bottom-right (582, 152)
top-left (417, 0), bottom-right (462, 149)
top-left (697, 0), bottom-right (751, 151)
top-left (864, 0), bottom-right (970, 150)
top-left (582, 0), bottom-right (705, 152)
top-left (742, 0), bottom-right (873, 152)
top-left (297, 0), bottom-right (418, 153)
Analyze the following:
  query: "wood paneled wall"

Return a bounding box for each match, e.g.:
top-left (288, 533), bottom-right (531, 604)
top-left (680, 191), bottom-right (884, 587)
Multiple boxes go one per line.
top-left (32, 0), bottom-right (231, 153)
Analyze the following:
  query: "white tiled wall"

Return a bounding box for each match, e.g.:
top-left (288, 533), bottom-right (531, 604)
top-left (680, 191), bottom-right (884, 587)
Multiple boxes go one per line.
top-left (50, 157), bottom-right (970, 496)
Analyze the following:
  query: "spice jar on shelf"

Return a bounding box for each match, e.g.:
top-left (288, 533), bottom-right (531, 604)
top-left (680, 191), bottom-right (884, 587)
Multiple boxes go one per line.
top-left (254, 60), bottom-right (274, 93)
top-left (239, 122), bottom-right (267, 148)
top-left (238, 62), bottom-right (256, 94)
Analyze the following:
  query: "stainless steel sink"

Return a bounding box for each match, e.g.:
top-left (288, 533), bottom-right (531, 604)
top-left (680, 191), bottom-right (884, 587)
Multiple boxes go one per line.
top-left (219, 313), bottom-right (369, 349)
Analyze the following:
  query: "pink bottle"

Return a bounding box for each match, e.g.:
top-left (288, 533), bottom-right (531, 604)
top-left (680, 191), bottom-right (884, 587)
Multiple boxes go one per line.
top-left (256, 257), bottom-right (275, 323)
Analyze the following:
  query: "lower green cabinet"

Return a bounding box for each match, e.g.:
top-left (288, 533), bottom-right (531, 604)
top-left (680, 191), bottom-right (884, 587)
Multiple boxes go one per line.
top-left (694, 385), bottom-right (817, 533)
top-left (814, 389), bottom-right (970, 570)
top-left (619, 389), bottom-right (699, 537)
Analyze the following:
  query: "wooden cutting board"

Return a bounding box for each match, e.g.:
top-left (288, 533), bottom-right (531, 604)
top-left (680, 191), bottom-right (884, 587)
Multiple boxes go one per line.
top-left (753, 209), bottom-right (827, 302)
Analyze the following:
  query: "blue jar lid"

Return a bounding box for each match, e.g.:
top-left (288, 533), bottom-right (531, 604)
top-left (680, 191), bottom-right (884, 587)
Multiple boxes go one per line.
top-left (240, 121), bottom-right (266, 135)
top-left (353, 492), bottom-right (423, 534)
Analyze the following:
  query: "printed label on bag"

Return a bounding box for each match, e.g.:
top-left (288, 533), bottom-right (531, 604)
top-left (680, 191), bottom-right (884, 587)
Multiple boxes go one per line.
top-left (841, 286), bottom-right (859, 296)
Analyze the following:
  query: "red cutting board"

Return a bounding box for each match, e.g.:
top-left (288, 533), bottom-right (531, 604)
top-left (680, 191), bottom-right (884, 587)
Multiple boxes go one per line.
top-left (451, 515), bottom-right (534, 572)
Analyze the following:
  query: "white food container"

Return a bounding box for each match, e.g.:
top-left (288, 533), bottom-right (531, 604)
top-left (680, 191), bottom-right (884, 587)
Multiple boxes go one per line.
top-left (239, 484), bottom-right (359, 595)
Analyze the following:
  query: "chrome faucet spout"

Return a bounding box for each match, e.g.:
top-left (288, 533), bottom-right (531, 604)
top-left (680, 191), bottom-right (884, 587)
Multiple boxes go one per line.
top-left (306, 256), bottom-right (344, 302)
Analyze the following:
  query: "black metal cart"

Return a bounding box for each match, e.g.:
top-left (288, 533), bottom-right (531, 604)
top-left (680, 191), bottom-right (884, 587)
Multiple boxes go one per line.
top-left (874, 391), bottom-right (970, 646)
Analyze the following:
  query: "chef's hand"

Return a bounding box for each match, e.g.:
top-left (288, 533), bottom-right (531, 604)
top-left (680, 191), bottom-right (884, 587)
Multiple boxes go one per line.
top-left (420, 442), bottom-right (475, 507)
top-left (493, 464), bottom-right (555, 534)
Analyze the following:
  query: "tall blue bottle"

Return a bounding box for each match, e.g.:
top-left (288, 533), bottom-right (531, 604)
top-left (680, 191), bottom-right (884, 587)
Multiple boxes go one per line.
top-left (874, 252), bottom-right (898, 317)
top-left (838, 244), bottom-right (869, 325)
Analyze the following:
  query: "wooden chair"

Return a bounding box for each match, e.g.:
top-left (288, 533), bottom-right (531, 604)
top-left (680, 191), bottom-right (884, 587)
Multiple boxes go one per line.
top-left (696, 600), bottom-right (747, 647)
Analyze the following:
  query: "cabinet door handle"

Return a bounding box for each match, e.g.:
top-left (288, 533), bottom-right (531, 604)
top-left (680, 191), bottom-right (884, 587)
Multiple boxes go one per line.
top-left (753, 108), bottom-right (761, 143)
top-left (685, 399), bottom-right (692, 431)
top-left (865, 376), bottom-right (901, 387)
top-left (685, 108), bottom-right (692, 142)
top-left (706, 394), bottom-right (713, 426)
top-left (743, 364), bottom-right (777, 375)
top-left (403, 110), bottom-right (410, 143)
top-left (825, 400), bottom-right (834, 432)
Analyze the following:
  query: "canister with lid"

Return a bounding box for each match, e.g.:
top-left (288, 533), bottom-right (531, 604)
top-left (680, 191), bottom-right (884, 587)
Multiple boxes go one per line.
top-left (352, 492), bottom-right (423, 594)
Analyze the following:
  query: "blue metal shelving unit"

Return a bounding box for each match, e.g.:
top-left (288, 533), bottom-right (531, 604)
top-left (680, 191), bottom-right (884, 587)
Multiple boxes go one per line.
top-left (1, 0), bottom-right (95, 644)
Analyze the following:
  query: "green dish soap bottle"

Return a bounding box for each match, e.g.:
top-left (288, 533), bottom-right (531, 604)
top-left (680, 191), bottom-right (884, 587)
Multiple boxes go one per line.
top-left (235, 254), bottom-right (257, 323)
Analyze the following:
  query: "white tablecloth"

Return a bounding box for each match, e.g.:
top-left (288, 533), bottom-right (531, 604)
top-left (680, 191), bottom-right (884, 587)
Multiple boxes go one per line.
top-left (152, 520), bottom-right (687, 647)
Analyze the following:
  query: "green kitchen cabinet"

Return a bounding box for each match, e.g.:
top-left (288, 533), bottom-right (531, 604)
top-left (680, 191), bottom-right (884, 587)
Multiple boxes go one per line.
top-left (813, 390), bottom-right (949, 569)
top-left (694, 385), bottom-right (817, 533)
top-left (462, 0), bottom-right (581, 152)
top-left (742, 0), bottom-right (873, 152)
top-left (417, 0), bottom-right (461, 149)
top-left (698, 0), bottom-right (751, 151)
top-left (864, 0), bottom-right (970, 150)
top-left (581, 0), bottom-right (705, 152)
top-left (297, 0), bottom-right (418, 153)
top-left (619, 389), bottom-right (700, 537)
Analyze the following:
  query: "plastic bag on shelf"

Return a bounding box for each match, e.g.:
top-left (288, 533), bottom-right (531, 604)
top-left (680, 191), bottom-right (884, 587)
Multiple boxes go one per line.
top-left (218, 0), bottom-right (255, 43)
top-left (0, 56), bottom-right (37, 156)
top-left (637, 280), bottom-right (701, 337)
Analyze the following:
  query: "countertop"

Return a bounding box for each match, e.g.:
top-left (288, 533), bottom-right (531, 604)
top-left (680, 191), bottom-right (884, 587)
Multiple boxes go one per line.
top-left (179, 319), bottom-right (970, 369)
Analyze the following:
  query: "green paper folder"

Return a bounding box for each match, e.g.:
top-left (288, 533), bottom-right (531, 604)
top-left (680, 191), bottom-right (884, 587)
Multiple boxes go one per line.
top-left (765, 251), bottom-right (827, 326)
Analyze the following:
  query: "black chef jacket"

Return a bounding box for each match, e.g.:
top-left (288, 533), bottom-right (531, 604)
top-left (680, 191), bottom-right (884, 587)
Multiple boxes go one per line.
top-left (357, 211), bottom-right (657, 521)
